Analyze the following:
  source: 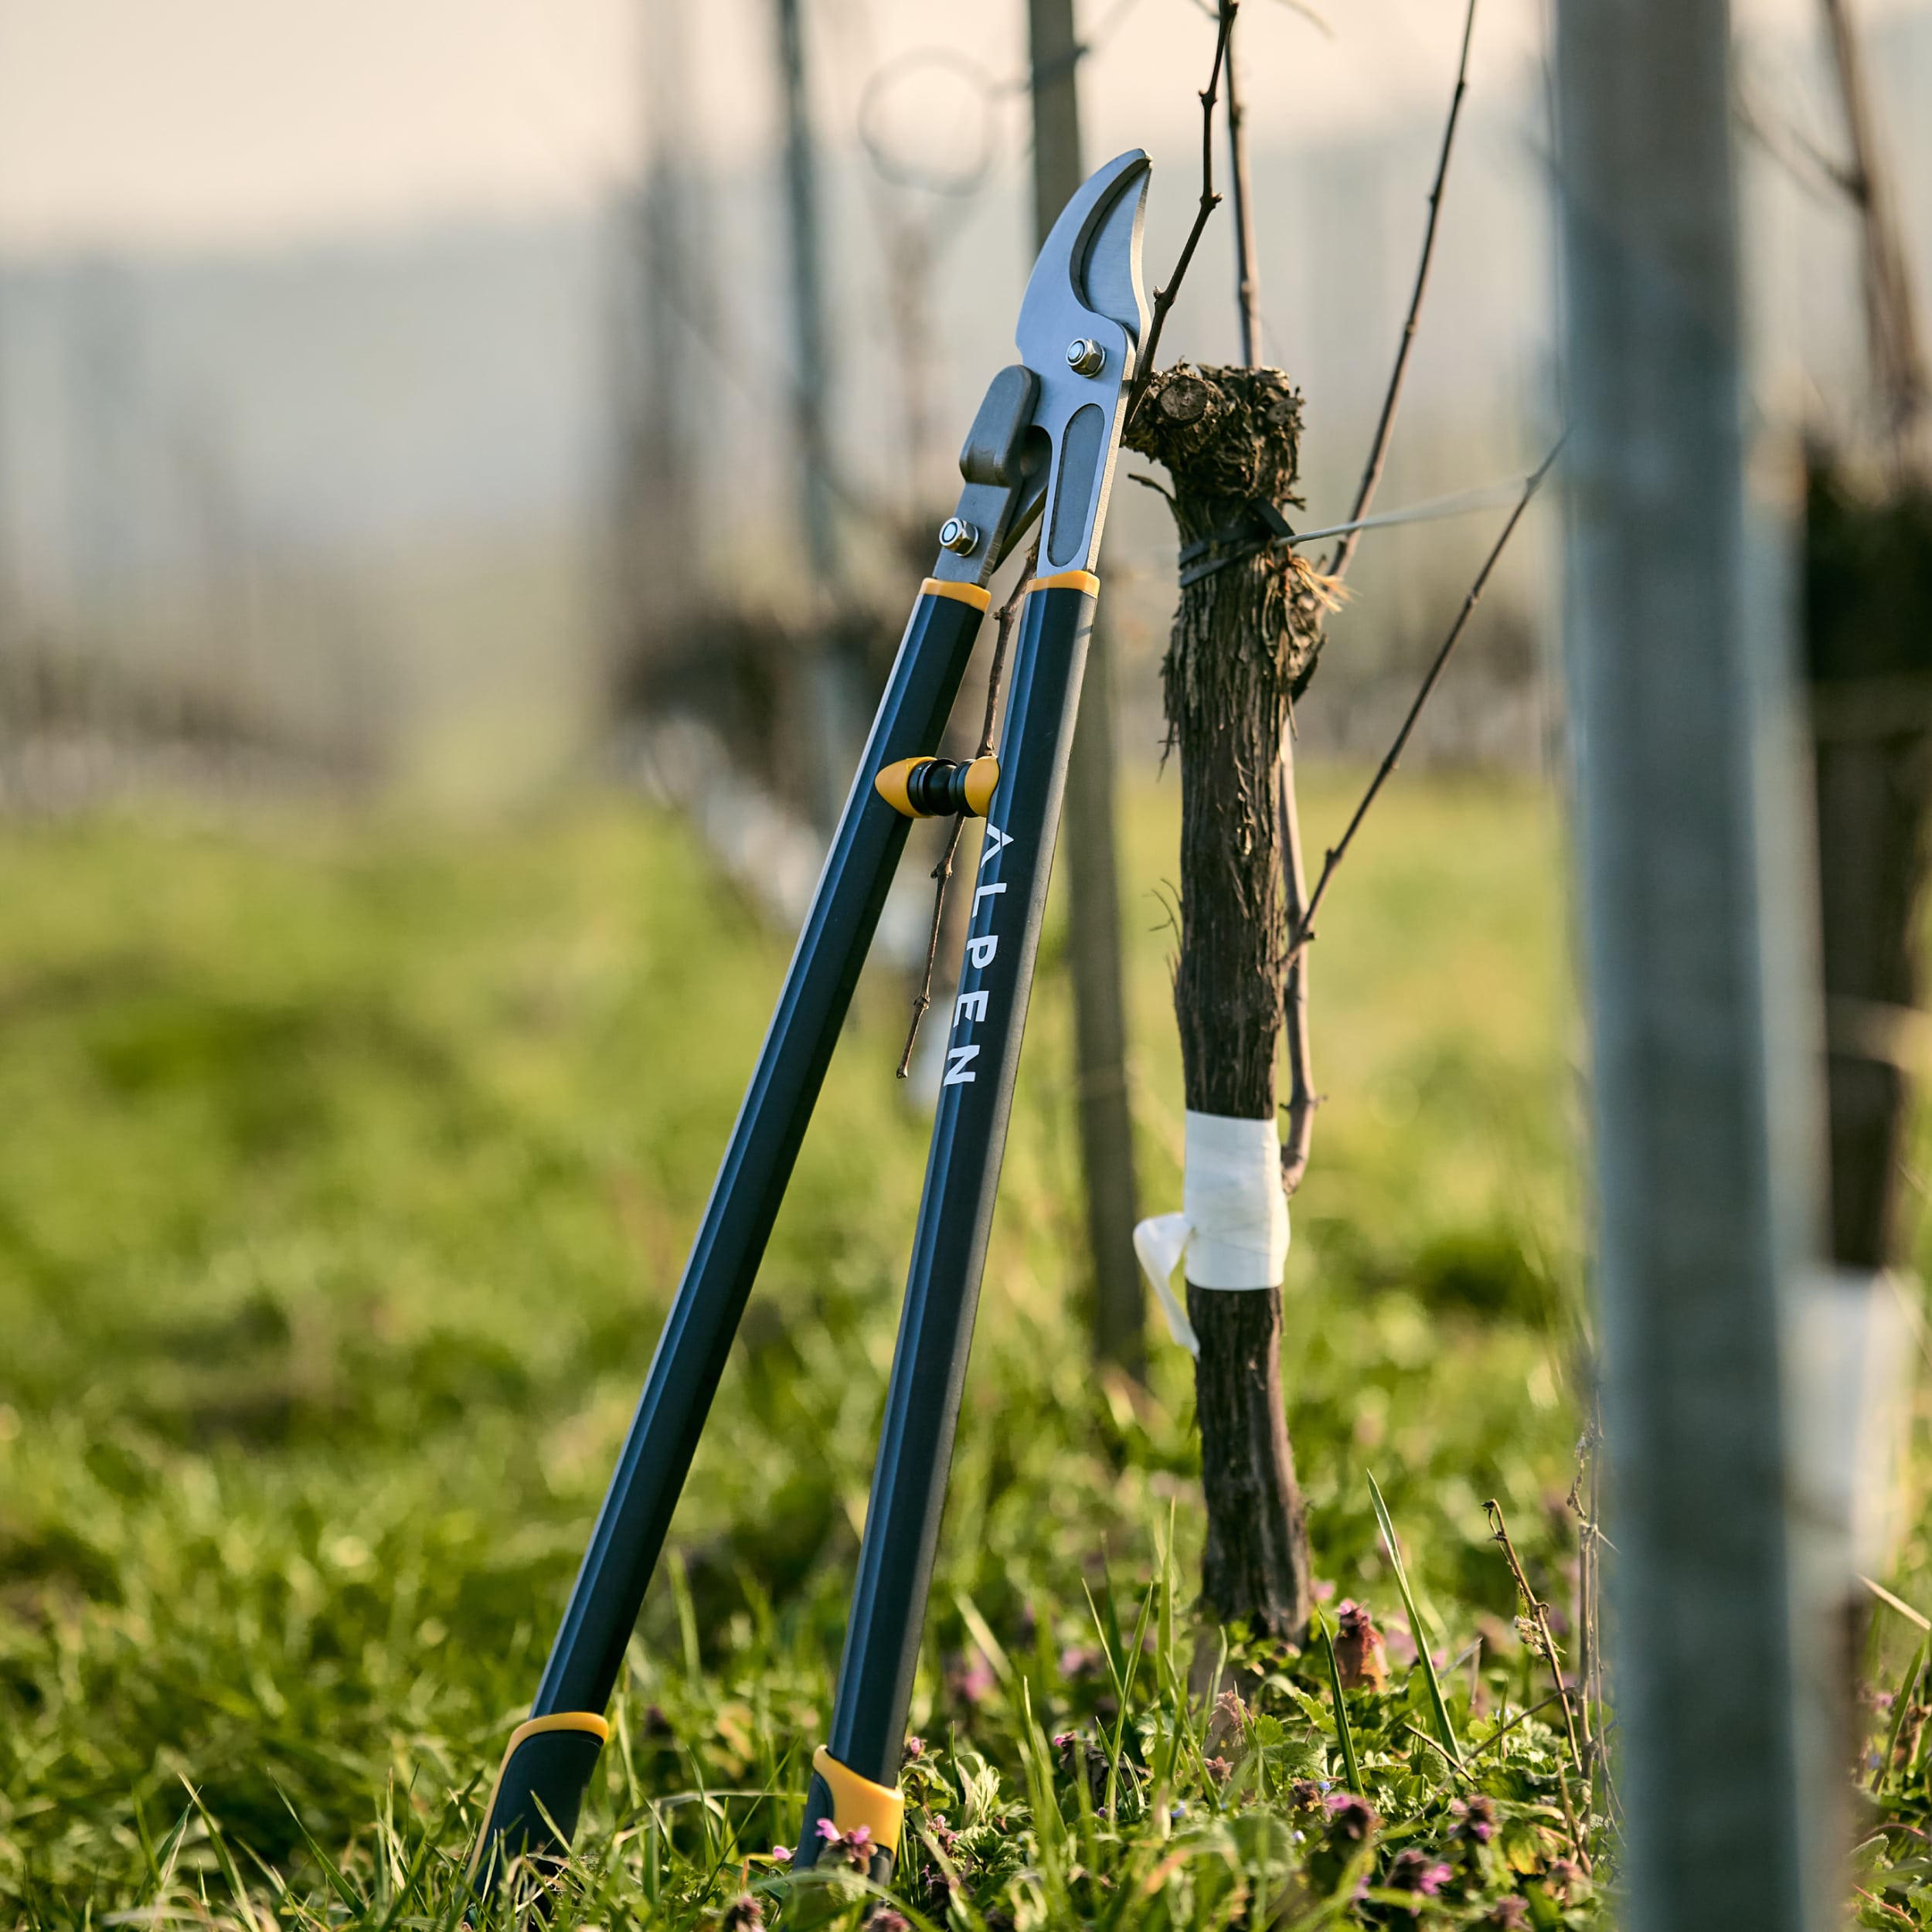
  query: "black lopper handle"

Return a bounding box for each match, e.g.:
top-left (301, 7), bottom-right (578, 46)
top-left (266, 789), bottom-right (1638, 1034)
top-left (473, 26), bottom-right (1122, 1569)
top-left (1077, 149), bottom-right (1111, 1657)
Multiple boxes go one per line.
top-left (468, 580), bottom-right (991, 1885)
top-left (795, 573), bottom-right (1099, 1873)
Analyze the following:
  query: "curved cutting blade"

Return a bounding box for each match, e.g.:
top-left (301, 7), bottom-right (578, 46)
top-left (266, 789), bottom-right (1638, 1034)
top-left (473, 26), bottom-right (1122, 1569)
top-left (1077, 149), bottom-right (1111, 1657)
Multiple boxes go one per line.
top-left (1011, 150), bottom-right (1151, 577)
top-left (1019, 148), bottom-right (1151, 353)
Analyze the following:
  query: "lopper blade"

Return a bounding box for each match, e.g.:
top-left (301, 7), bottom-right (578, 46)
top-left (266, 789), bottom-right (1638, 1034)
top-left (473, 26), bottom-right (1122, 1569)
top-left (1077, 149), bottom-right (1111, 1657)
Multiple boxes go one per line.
top-left (927, 150), bottom-right (1152, 586)
top-left (1019, 147), bottom-right (1151, 353)
top-left (1012, 150), bottom-right (1151, 577)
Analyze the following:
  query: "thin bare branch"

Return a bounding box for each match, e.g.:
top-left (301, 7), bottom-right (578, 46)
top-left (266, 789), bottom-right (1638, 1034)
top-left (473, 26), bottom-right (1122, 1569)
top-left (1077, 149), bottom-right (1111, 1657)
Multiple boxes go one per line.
top-left (1486, 1498), bottom-right (1585, 1775)
top-left (1325, 0), bottom-right (1478, 581)
top-left (1820, 0), bottom-right (1930, 471)
top-left (1274, 0), bottom-right (1475, 1189)
top-left (1224, 12), bottom-right (1262, 369)
top-left (896, 546), bottom-right (1036, 1077)
top-left (1210, 0), bottom-right (1317, 1199)
top-left (1288, 438), bottom-right (1559, 967)
top-left (976, 545), bottom-right (1036, 758)
top-left (1401, 1723), bottom-right (1473, 1780)
top-left (1124, 2), bottom-right (1236, 429)
top-left (897, 817), bottom-right (968, 1078)
top-left (1267, 0), bottom-right (1333, 37)
top-left (1733, 80), bottom-right (1859, 204)
top-left (1277, 735), bottom-right (1315, 1194)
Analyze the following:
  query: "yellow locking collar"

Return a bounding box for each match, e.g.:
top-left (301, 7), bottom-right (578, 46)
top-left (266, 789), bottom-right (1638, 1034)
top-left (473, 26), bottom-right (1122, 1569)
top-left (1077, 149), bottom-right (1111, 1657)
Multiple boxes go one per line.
top-left (813, 1744), bottom-right (906, 1850)
top-left (875, 755), bottom-right (1000, 819)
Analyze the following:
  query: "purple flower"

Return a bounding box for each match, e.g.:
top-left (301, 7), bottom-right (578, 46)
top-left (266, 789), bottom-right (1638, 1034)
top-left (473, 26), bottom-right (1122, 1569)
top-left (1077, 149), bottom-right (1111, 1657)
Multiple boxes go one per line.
top-left (1481, 1901), bottom-right (1529, 1930)
top-left (1448, 1794), bottom-right (1498, 1844)
top-left (769, 1845), bottom-right (792, 1865)
top-left (1385, 1849), bottom-right (1452, 1896)
top-left (903, 1734), bottom-right (924, 1760)
top-left (1322, 1791), bottom-right (1381, 1842)
top-left (1205, 1755), bottom-right (1233, 1783)
top-left (720, 1893), bottom-right (765, 1931)
top-left (811, 1818), bottom-right (876, 1870)
top-left (1543, 1856), bottom-right (1586, 1902)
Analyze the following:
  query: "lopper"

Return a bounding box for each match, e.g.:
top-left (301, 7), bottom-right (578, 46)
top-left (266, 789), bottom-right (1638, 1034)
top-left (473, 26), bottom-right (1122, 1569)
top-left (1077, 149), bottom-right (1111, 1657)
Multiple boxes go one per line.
top-left (468, 148), bottom-right (1153, 1889)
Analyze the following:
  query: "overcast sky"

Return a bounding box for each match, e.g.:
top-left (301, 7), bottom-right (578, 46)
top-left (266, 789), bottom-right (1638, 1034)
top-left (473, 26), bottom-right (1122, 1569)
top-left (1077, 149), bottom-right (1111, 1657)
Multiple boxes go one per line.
top-left (0, 0), bottom-right (1896, 255)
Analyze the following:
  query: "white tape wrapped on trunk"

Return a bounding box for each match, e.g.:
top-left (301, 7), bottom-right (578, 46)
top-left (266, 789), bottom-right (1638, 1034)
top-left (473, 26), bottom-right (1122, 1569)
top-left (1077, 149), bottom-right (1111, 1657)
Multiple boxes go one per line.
top-left (1133, 1111), bottom-right (1291, 1357)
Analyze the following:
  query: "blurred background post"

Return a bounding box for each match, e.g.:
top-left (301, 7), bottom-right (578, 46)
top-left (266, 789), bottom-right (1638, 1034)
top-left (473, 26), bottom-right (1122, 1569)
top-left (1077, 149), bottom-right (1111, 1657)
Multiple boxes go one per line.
top-left (1028, 0), bottom-right (1144, 1380)
top-left (1555, 0), bottom-right (1832, 1920)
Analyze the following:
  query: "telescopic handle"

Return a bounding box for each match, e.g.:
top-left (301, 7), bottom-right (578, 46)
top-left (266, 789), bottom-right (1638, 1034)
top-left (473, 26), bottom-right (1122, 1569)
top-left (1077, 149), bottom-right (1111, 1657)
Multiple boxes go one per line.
top-left (468, 580), bottom-right (991, 1886)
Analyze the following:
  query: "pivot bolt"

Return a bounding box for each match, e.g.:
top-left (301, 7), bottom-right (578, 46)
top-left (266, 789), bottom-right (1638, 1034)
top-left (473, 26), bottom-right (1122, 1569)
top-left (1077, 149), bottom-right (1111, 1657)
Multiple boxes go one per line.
top-left (1066, 337), bottom-right (1105, 376)
top-left (939, 516), bottom-right (979, 555)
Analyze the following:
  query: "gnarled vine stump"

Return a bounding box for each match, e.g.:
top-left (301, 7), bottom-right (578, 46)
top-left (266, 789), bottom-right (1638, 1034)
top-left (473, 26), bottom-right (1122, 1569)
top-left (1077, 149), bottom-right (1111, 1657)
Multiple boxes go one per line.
top-left (1126, 363), bottom-right (1326, 1638)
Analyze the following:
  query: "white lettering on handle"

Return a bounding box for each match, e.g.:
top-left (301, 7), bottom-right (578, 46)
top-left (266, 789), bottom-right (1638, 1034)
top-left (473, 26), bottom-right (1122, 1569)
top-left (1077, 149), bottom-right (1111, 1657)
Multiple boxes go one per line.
top-left (944, 826), bottom-right (1019, 1098)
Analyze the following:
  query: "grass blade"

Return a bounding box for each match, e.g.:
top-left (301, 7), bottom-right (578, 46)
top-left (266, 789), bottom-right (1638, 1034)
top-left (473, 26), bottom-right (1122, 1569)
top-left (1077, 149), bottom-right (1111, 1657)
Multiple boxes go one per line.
top-left (277, 1787), bottom-right (366, 1915)
top-left (178, 1777), bottom-right (252, 1912)
top-left (956, 1590), bottom-right (1015, 1692)
top-left (1106, 1577), bottom-right (1159, 1819)
top-left (1876, 1638), bottom-right (1927, 1793)
top-left (1317, 1611), bottom-right (1364, 1794)
top-left (1367, 1469), bottom-right (1463, 1770)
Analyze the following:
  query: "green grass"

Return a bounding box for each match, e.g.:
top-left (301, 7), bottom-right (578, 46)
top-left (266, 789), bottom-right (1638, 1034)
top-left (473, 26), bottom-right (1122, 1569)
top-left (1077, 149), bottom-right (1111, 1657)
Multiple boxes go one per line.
top-left (0, 768), bottom-right (1636, 1924)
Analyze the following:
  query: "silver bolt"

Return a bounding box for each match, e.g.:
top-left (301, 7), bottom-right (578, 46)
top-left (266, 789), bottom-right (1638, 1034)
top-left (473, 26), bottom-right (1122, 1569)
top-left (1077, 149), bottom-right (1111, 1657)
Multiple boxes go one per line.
top-left (939, 516), bottom-right (979, 556)
top-left (1066, 337), bottom-right (1105, 376)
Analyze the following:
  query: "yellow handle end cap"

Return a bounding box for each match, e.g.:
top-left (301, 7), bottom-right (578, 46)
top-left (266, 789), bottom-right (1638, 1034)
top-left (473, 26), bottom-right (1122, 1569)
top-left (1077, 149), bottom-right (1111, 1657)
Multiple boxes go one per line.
top-left (811, 1744), bottom-right (906, 1849)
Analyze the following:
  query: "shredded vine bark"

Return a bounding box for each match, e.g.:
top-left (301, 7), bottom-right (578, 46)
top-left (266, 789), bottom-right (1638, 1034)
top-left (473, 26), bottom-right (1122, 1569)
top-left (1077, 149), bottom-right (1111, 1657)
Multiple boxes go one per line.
top-left (1127, 363), bottom-right (1327, 1124)
top-left (1126, 362), bottom-right (1326, 1637)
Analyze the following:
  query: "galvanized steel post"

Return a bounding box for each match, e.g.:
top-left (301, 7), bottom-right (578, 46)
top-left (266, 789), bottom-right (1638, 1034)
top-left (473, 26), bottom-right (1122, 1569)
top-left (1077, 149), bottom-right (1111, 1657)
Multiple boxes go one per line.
top-left (1554, 0), bottom-right (1832, 1922)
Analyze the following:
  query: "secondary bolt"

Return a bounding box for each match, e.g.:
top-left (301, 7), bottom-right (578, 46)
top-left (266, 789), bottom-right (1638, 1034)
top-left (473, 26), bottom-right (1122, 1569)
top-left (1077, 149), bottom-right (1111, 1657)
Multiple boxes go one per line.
top-left (938, 516), bottom-right (979, 555)
top-left (1066, 337), bottom-right (1105, 376)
